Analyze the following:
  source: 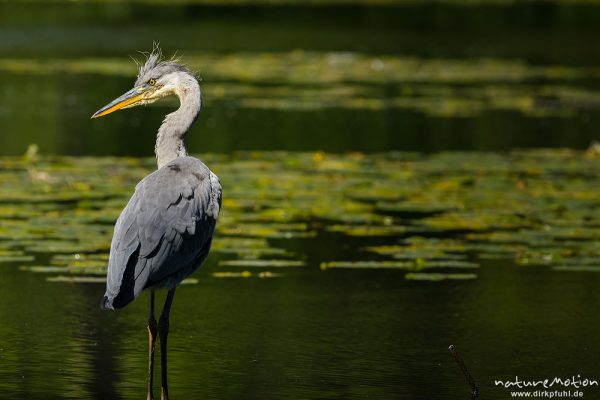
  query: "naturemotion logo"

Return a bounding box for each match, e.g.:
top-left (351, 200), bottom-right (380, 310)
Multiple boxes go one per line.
top-left (494, 375), bottom-right (598, 398)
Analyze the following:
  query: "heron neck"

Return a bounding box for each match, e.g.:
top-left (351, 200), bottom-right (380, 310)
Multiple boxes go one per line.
top-left (155, 75), bottom-right (201, 169)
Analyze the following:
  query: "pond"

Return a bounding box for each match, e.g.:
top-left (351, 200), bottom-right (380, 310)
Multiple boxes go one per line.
top-left (2, 150), bottom-right (600, 399)
top-left (1, 1), bottom-right (600, 400)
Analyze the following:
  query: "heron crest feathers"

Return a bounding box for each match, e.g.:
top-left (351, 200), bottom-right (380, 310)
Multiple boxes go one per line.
top-left (135, 44), bottom-right (193, 86)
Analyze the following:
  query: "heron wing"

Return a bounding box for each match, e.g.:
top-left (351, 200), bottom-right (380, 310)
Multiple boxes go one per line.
top-left (103, 158), bottom-right (221, 309)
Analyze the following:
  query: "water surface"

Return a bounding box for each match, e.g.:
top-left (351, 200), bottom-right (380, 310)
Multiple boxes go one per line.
top-left (0, 2), bottom-right (600, 155)
top-left (1, 151), bottom-right (600, 399)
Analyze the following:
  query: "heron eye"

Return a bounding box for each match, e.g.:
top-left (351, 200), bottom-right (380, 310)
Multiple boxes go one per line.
top-left (148, 79), bottom-right (156, 86)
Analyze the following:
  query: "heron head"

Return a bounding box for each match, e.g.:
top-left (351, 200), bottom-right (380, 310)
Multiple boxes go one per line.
top-left (92, 47), bottom-right (193, 118)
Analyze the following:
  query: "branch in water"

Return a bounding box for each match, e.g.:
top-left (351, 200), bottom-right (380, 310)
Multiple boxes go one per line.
top-left (448, 345), bottom-right (479, 399)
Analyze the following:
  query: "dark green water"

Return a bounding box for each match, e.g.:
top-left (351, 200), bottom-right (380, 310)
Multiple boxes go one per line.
top-left (0, 2), bottom-right (599, 155)
top-left (1, 2), bottom-right (600, 400)
top-left (3, 245), bottom-right (600, 399)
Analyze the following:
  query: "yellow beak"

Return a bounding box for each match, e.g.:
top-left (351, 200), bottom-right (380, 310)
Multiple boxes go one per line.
top-left (91, 87), bottom-right (146, 118)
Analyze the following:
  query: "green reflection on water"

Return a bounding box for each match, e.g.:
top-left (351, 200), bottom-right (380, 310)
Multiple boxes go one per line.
top-left (2, 1), bottom-right (600, 155)
top-left (1, 51), bottom-right (599, 155)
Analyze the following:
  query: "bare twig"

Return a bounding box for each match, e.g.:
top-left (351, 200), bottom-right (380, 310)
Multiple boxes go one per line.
top-left (448, 345), bottom-right (479, 399)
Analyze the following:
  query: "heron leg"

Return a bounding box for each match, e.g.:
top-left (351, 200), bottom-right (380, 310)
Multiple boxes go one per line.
top-left (147, 290), bottom-right (158, 400)
top-left (158, 288), bottom-right (176, 400)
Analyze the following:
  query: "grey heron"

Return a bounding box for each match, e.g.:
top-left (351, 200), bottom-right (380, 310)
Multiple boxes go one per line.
top-left (92, 48), bottom-right (222, 400)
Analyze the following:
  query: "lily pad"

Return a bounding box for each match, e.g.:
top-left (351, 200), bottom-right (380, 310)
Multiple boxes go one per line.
top-left (405, 273), bottom-right (478, 281)
top-left (320, 261), bottom-right (415, 270)
top-left (552, 266), bottom-right (600, 272)
top-left (46, 276), bottom-right (106, 283)
top-left (212, 271), bottom-right (253, 278)
top-left (0, 254), bottom-right (35, 263)
top-left (219, 260), bottom-right (305, 268)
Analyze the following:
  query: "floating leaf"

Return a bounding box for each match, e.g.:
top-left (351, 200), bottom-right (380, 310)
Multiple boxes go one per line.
top-left (212, 271), bottom-right (253, 278)
top-left (258, 271), bottom-right (283, 278)
top-left (415, 260), bottom-right (480, 269)
top-left (552, 266), bottom-right (600, 272)
top-left (46, 276), bottom-right (106, 283)
top-left (320, 261), bottom-right (414, 270)
top-left (405, 273), bottom-right (478, 281)
top-left (219, 260), bottom-right (305, 268)
top-left (0, 254), bottom-right (35, 263)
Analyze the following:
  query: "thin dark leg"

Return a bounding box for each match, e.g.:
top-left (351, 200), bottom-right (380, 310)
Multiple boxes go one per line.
top-left (147, 290), bottom-right (158, 400)
top-left (158, 288), bottom-right (176, 400)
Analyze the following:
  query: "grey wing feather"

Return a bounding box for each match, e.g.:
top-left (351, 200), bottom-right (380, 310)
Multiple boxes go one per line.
top-left (102, 157), bottom-right (221, 310)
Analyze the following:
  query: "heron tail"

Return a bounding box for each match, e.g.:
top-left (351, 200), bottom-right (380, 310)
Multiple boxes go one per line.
top-left (100, 295), bottom-right (114, 311)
